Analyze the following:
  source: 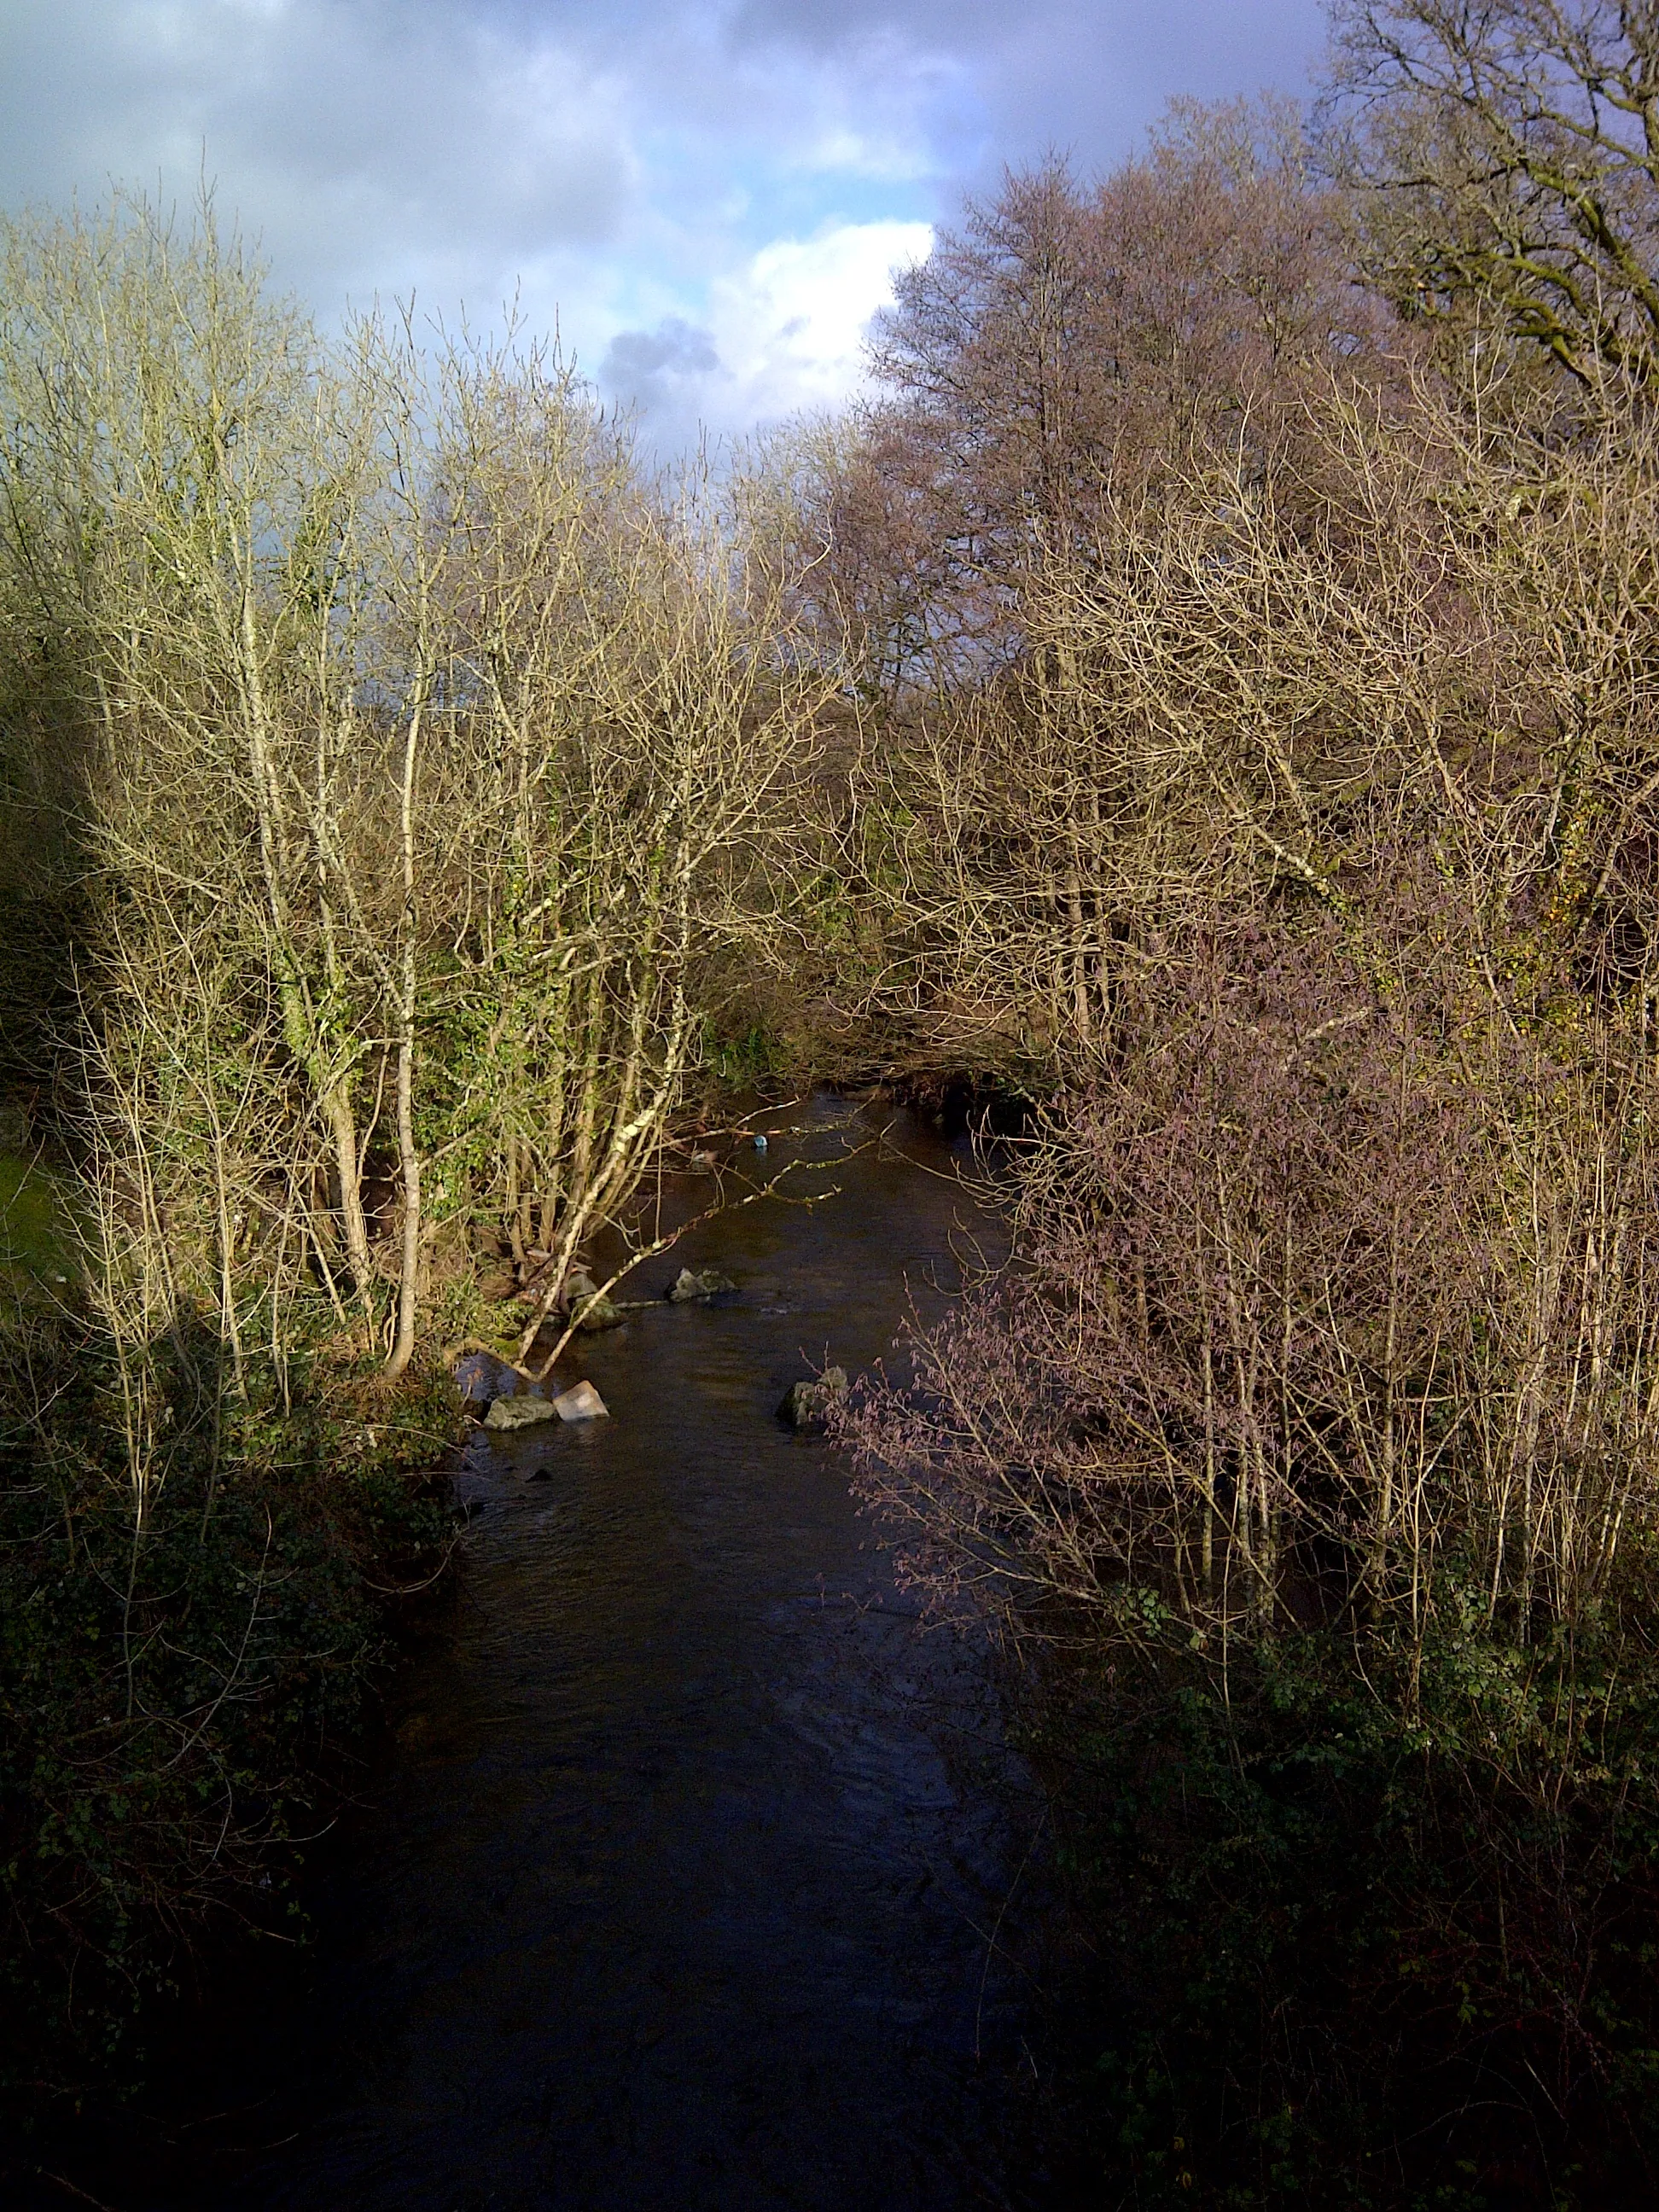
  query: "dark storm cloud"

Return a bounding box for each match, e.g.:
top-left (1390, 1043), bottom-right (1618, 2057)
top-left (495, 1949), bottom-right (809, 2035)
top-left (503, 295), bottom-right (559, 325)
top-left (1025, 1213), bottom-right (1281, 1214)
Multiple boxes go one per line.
top-left (601, 316), bottom-right (722, 417)
top-left (723, 0), bottom-right (1327, 175)
top-left (0, 0), bottom-right (639, 306)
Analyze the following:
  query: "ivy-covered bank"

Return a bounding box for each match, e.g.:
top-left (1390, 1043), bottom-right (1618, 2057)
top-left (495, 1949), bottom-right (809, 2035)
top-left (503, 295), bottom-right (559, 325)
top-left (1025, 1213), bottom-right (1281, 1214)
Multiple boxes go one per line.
top-left (0, 1274), bottom-right (460, 2116)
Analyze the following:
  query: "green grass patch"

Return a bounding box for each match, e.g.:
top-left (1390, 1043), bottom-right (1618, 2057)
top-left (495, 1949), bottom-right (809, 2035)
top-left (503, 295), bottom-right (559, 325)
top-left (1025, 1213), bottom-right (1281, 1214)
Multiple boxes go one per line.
top-left (0, 1152), bottom-right (76, 1308)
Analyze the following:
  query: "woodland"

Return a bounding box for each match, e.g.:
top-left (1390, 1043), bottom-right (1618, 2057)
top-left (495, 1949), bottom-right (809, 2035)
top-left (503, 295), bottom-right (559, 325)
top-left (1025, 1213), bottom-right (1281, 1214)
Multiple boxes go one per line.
top-left (9, 0), bottom-right (1659, 2200)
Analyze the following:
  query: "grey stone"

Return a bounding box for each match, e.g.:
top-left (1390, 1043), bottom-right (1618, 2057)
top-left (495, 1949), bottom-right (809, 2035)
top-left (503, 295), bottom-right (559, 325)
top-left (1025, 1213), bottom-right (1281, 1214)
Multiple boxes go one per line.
top-left (777, 1366), bottom-right (849, 1429)
top-left (554, 1380), bottom-right (608, 1422)
top-left (668, 1266), bottom-right (737, 1302)
top-left (572, 1291), bottom-right (625, 1331)
top-left (484, 1392), bottom-right (561, 1430)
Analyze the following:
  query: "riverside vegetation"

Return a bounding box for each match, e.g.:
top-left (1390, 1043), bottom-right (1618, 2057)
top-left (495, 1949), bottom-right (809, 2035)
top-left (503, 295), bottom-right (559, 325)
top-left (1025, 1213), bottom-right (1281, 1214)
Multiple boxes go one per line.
top-left (10, 0), bottom-right (1659, 2199)
top-left (0, 194), bottom-right (835, 2121)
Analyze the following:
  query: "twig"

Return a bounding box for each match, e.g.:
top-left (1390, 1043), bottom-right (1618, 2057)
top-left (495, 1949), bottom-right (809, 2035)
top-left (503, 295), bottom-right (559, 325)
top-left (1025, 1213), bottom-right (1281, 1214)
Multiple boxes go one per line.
top-left (30, 2169), bottom-right (123, 2212)
top-left (975, 1809), bottom-right (1046, 2061)
top-left (528, 1161), bottom-right (816, 1382)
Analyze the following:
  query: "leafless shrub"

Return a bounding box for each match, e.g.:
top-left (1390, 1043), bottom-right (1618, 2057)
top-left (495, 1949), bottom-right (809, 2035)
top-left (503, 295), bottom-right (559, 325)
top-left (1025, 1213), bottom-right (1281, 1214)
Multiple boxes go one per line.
top-left (844, 869), bottom-right (1659, 1668)
top-left (0, 190), bottom-right (833, 1462)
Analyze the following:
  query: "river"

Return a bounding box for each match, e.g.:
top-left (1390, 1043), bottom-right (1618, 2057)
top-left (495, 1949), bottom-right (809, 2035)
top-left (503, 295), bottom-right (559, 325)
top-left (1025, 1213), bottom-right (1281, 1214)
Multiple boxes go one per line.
top-left (96, 1094), bottom-right (1054, 2211)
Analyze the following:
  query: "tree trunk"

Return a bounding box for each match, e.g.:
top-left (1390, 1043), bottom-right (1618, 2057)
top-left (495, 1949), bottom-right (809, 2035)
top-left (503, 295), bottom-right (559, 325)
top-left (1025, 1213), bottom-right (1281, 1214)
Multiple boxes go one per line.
top-left (386, 680), bottom-right (425, 1380)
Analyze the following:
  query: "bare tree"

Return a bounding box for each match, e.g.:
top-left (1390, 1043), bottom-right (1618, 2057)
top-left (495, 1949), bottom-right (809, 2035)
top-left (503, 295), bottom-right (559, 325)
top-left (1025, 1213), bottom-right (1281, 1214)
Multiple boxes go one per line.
top-left (1323, 0), bottom-right (1659, 380)
top-left (0, 191), bottom-right (833, 1426)
top-left (836, 102), bottom-right (1382, 686)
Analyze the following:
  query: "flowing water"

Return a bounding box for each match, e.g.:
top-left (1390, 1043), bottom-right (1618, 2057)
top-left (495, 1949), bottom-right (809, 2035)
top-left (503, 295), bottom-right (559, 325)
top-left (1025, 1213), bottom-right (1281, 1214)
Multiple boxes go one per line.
top-left (99, 1097), bottom-right (1052, 2211)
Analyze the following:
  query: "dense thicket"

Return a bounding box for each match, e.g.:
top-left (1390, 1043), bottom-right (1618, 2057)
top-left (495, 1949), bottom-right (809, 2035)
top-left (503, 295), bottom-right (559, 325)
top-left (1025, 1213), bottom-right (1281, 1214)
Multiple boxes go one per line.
top-left (0, 195), bottom-right (825, 2098)
top-left (0, 195), bottom-right (827, 1379)
top-left (812, 40), bottom-right (1659, 2208)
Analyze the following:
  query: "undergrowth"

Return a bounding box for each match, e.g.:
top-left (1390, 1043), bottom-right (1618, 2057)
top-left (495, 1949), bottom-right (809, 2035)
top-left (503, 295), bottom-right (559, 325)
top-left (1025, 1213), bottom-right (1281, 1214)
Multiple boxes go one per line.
top-left (0, 1302), bottom-right (459, 2119)
top-left (1021, 1604), bottom-right (1659, 2208)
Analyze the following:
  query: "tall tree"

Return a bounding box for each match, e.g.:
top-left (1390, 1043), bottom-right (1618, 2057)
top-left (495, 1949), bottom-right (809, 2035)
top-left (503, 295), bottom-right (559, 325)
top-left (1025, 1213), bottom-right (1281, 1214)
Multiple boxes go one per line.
top-left (824, 103), bottom-right (1377, 690)
top-left (1323, 0), bottom-right (1659, 380)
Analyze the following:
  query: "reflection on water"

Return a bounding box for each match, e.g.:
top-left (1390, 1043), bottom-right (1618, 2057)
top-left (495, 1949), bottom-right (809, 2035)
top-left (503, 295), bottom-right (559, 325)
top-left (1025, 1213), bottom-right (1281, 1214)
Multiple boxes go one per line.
top-left (119, 1097), bottom-right (1050, 2211)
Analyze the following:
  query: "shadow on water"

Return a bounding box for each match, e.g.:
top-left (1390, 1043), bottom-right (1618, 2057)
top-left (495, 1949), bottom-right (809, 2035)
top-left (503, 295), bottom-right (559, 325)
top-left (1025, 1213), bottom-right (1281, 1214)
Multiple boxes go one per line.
top-left (89, 1097), bottom-right (1059, 2211)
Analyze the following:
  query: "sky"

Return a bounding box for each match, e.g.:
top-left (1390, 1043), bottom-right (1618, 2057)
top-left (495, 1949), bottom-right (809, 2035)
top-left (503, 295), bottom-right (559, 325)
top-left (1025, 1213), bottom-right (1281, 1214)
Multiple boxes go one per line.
top-left (0, 0), bottom-right (1330, 453)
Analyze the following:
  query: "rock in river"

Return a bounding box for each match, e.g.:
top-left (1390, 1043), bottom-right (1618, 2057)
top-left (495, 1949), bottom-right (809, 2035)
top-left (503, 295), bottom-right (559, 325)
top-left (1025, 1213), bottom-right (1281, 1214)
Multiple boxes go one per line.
top-left (571, 1291), bottom-right (625, 1331)
top-left (483, 1379), bottom-right (609, 1427)
top-left (777, 1366), bottom-right (849, 1429)
top-left (485, 1392), bottom-right (561, 1431)
top-left (668, 1266), bottom-right (737, 1302)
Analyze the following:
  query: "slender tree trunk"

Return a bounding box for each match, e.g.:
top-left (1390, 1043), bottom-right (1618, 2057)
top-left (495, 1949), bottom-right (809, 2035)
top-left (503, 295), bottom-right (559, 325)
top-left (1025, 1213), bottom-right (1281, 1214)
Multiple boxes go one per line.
top-left (325, 1086), bottom-right (375, 1301)
top-left (386, 676), bottom-right (425, 1380)
top-left (1065, 852), bottom-right (1091, 1045)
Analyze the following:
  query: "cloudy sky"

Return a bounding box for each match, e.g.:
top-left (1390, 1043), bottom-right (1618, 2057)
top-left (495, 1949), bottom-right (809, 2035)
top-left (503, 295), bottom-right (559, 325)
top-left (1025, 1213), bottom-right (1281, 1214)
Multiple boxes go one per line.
top-left (0, 0), bottom-right (1329, 451)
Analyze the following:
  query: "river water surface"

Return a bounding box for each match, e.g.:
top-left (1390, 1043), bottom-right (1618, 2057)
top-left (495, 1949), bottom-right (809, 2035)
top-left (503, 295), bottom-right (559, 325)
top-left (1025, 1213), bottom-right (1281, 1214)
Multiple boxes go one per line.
top-left (109, 1096), bottom-right (1051, 2211)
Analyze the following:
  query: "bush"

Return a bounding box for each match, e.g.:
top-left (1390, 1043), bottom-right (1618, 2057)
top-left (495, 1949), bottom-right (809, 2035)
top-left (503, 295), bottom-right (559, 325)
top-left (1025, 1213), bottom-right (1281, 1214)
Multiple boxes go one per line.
top-left (839, 880), bottom-right (1659, 2202)
top-left (0, 1305), bottom-right (457, 2108)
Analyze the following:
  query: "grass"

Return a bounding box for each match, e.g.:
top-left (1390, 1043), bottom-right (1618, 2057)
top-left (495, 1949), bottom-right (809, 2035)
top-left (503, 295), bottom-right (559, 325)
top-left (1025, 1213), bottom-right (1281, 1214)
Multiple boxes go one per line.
top-left (0, 1152), bottom-right (77, 1311)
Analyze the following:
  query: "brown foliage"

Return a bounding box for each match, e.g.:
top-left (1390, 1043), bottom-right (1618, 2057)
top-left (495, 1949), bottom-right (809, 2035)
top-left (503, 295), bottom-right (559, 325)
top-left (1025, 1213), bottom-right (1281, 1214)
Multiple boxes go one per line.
top-left (841, 880), bottom-right (1659, 1658)
top-left (806, 102), bottom-right (1392, 691)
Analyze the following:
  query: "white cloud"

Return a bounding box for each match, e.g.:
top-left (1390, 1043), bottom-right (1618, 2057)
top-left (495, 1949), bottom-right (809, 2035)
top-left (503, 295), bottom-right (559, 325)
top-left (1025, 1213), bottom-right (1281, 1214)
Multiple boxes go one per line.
top-left (597, 217), bottom-right (931, 452)
top-left (0, 0), bottom-right (1329, 452)
top-left (707, 218), bottom-right (932, 422)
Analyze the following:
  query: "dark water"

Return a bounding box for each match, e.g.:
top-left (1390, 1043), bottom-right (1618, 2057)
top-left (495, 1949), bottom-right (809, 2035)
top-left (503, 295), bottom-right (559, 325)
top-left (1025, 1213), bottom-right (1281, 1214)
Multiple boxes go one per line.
top-left (101, 1097), bottom-right (1051, 2211)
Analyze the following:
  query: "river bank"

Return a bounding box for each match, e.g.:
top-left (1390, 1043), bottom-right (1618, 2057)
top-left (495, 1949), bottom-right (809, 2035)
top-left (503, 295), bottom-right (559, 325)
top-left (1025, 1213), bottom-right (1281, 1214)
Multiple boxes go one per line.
top-left (0, 1175), bottom-right (465, 2165)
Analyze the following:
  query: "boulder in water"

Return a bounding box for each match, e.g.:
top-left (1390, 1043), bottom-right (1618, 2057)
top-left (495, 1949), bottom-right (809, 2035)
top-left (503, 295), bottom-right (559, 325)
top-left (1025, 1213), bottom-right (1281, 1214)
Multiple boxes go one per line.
top-left (777, 1366), bottom-right (849, 1429)
top-left (484, 1391), bottom-right (560, 1431)
top-left (668, 1266), bottom-right (737, 1302)
top-left (572, 1290), bottom-right (624, 1331)
top-left (554, 1379), bottom-right (608, 1422)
